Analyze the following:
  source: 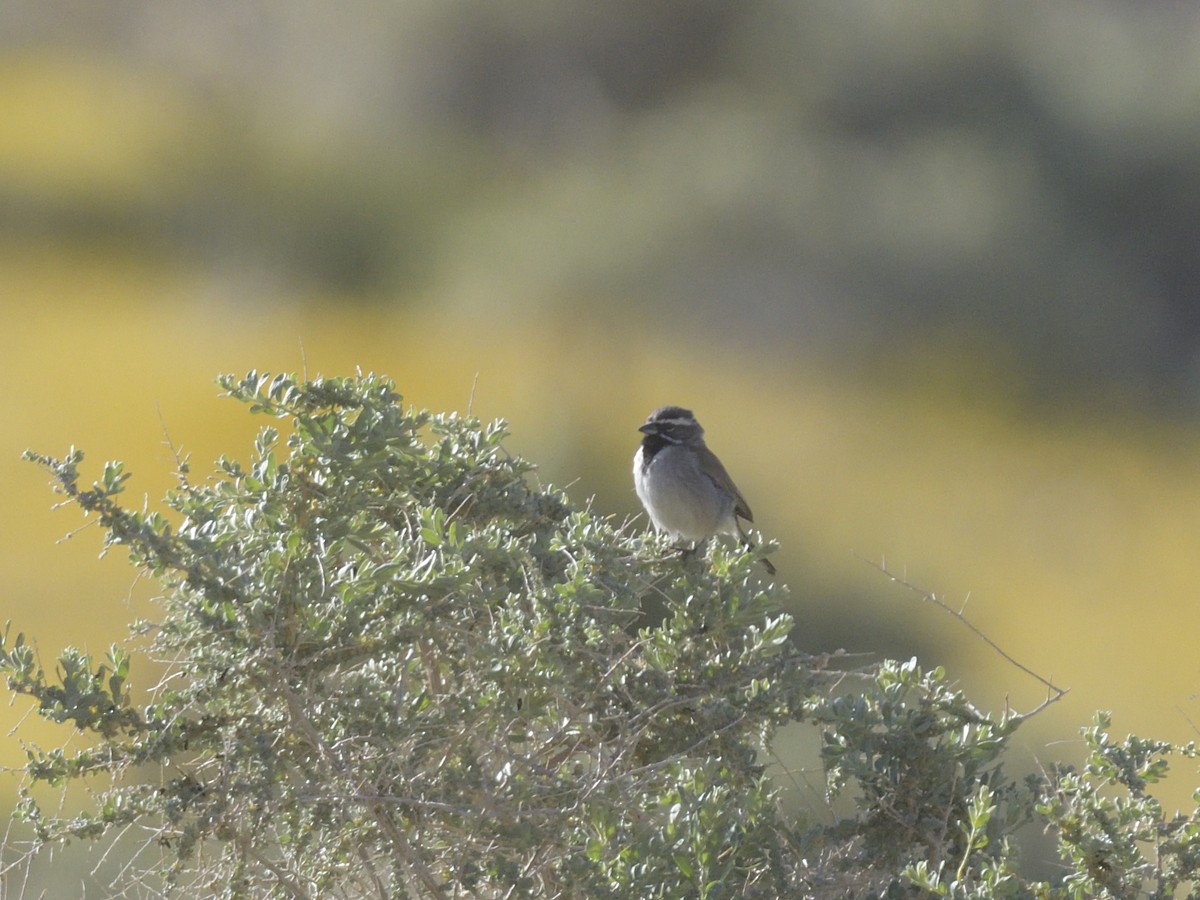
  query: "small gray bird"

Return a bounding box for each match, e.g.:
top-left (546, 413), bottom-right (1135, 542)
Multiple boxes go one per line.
top-left (633, 405), bottom-right (776, 575)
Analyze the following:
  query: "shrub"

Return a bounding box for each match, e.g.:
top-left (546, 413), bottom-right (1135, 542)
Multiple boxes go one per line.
top-left (4, 372), bottom-right (1198, 898)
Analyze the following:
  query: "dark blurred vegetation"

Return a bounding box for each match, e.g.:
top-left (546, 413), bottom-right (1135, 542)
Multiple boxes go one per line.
top-left (5, 2), bottom-right (1200, 404)
top-left (4, 2), bottom-right (1200, 890)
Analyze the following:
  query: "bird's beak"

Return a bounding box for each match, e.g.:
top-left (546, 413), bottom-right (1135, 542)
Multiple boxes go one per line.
top-left (638, 423), bottom-right (655, 435)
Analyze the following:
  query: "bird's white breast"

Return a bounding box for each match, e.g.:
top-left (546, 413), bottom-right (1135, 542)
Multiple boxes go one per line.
top-left (633, 444), bottom-right (735, 541)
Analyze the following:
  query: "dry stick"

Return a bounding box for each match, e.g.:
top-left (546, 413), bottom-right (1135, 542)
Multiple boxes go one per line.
top-left (248, 846), bottom-right (310, 900)
top-left (156, 401), bottom-right (194, 493)
top-left (1175, 704), bottom-right (1200, 739)
top-left (863, 557), bottom-right (1069, 719)
top-left (467, 371), bottom-right (480, 418)
top-left (278, 683), bottom-right (451, 900)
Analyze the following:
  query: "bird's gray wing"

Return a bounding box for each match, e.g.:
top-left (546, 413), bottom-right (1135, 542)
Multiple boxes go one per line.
top-left (697, 446), bottom-right (754, 523)
top-left (699, 445), bottom-right (776, 575)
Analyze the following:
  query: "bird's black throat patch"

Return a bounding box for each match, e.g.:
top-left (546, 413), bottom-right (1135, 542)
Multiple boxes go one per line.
top-left (639, 432), bottom-right (671, 466)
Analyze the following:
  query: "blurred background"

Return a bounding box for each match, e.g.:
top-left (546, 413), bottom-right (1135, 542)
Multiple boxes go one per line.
top-left (4, 0), bottom-right (1200, 889)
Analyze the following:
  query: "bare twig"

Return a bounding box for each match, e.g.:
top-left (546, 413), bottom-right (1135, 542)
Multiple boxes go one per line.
top-left (371, 806), bottom-right (452, 900)
top-left (467, 372), bottom-right (480, 418)
top-left (238, 842), bottom-right (310, 900)
top-left (155, 402), bottom-right (192, 492)
top-left (863, 557), bottom-right (1068, 719)
top-left (276, 683), bottom-right (450, 900)
top-left (1175, 703), bottom-right (1200, 739)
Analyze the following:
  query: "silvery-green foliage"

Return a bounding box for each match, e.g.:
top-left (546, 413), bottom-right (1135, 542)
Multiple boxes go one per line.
top-left (7, 373), bottom-right (1200, 898)
top-left (9, 373), bottom-right (808, 898)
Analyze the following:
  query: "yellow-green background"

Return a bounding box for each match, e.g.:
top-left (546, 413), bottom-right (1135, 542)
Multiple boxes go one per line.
top-left (4, 3), bottom-right (1200, 890)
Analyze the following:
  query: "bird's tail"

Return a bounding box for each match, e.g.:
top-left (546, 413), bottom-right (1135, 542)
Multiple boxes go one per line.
top-left (736, 524), bottom-right (776, 576)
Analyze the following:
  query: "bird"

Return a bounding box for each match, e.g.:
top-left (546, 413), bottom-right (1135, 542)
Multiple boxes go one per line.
top-left (633, 405), bottom-right (776, 575)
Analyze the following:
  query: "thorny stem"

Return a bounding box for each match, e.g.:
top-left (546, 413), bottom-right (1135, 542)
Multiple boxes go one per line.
top-left (865, 557), bottom-right (1069, 719)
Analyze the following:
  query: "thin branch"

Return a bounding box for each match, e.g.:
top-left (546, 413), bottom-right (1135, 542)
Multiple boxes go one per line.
top-left (354, 843), bottom-right (389, 900)
top-left (1175, 703), bottom-right (1200, 739)
top-left (155, 402), bottom-right (192, 491)
top-left (370, 805), bottom-right (452, 900)
top-left (467, 372), bottom-right (480, 418)
top-left (862, 557), bottom-right (1068, 719)
top-left (276, 683), bottom-right (451, 900)
top-left (53, 518), bottom-right (99, 543)
top-left (247, 845), bottom-right (311, 900)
